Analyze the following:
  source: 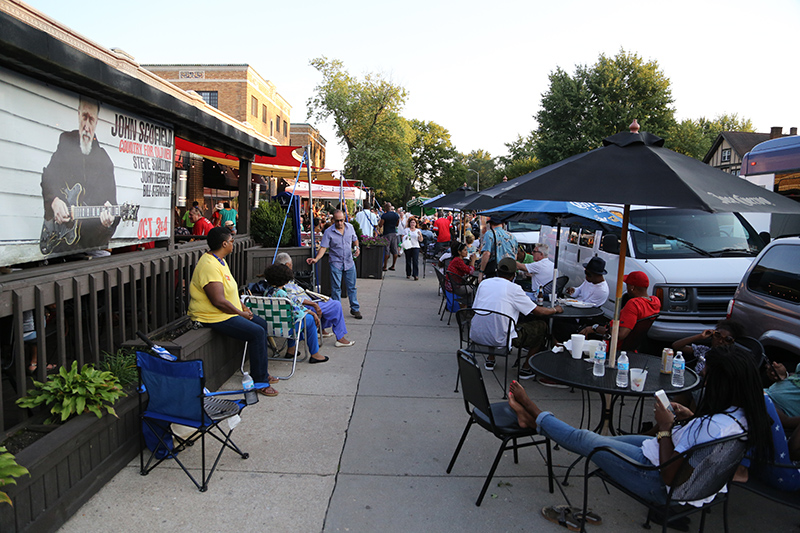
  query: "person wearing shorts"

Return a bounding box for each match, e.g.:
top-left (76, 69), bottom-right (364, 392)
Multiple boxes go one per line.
top-left (379, 203), bottom-right (400, 271)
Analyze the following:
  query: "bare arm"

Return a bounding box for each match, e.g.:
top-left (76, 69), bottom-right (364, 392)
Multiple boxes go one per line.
top-left (307, 246), bottom-right (328, 264)
top-left (203, 282), bottom-right (251, 319)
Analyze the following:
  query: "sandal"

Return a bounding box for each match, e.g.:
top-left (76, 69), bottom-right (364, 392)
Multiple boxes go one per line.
top-left (556, 505), bottom-right (602, 526)
top-left (268, 376), bottom-right (279, 384)
top-left (542, 505), bottom-right (581, 532)
top-left (257, 386), bottom-right (279, 397)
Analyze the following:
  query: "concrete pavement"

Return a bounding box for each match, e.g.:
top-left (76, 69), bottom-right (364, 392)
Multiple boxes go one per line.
top-left (60, 262), bottom-right (797, 532)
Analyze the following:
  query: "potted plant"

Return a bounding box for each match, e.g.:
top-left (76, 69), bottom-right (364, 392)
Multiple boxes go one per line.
top-left (359, 235), bottom-right (388, 279)
top-left (0, 447), bottom-right (28, 506)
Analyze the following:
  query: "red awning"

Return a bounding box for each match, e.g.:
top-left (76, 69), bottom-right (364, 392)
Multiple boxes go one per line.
top-left (175, 137), bottom-right (309, 168)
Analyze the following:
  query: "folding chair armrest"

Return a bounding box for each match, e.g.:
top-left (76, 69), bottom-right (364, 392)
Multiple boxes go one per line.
top-left (205, 389), bottom-right (246, 397)
top-left (585, 445), bottom-right (656, 472)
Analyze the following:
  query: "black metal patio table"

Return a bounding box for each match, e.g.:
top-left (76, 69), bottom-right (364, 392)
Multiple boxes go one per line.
top-left (528, 350), bottom-right (700, 435)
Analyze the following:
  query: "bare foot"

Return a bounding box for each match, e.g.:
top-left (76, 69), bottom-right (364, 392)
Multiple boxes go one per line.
top-left (509, 380), bottom-right (539, 416)
top-left (733, 464), bottom-right (748, 483)
top-left (509, 392), bottom-right (537, 429)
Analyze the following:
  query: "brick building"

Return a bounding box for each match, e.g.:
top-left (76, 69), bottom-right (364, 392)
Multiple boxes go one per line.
top-left (290, 122), bottom-right (327, 168)
top-left (143, 64), bottom-right (292, 145)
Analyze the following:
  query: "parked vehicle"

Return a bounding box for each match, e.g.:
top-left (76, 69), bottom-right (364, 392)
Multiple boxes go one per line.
top-left (727, 236), bottom-right (800, 368)
top-left (507, 220), bottom-right (540, 252)
top-left (540, 207), bottom-right (765, 342)
top-left (739, 135), bottom-right (800, 238)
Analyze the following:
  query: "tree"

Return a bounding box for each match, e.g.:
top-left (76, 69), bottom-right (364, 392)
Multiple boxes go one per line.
top-left (498, 133), bottom-right (540, 179)
top-left (307, 57), bottom-right (412, 203)
top-left (534, 50), bottom-right (676, 167)
top-left (667, 113), bottom-right (755, 160)
top-left (407, 119), bottom-right (460, 205)
top-left (462, 150), bottom-right (499, 191)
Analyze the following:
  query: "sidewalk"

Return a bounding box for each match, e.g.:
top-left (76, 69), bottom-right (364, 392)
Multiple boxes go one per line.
top-left (60, 264), bottom-right (795, 532)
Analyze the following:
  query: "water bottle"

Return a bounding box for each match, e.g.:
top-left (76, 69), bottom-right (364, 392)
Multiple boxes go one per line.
top-left (671, 351), bottom-right (685, 388)
top-left (242, 372), bottom-right (257, 405)
top-left (593, 345), bottom-right (606, 377)
top-left (616, 351), bottom-right (629, 388)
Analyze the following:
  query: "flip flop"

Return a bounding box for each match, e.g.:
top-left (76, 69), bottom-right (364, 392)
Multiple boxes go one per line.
top-left (257, 386), bottom-right (279, 397)
top-left (542, 505), bottom-right (581, 532)
top-left (555, 505), bottom-right (602, 526)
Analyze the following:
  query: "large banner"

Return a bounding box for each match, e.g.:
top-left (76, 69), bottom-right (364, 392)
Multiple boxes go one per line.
top-left (0, 66), bottom-right (174, 267)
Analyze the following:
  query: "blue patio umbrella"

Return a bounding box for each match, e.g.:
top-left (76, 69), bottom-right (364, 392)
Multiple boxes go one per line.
top-left (480, 200), bottom-right (641, 305)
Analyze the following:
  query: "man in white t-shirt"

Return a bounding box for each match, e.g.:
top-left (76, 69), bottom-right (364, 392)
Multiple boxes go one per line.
top-left (565, 256), bottom-right (609, 307)
top-left (471, 257), bottom-right (563, 378)
top-left (515, 243), bottom-right (555, 293)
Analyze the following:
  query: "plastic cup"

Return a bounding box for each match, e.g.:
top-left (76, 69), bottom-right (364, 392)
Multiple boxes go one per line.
top-left (570, 334), bottom-right (585, 359)
top-left (585, 339), bottom-right (601, 355)
top-left (630, 369), bottom-right (648, 391)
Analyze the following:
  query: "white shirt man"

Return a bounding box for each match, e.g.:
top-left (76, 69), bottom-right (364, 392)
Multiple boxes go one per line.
top-left (516, 244), bottom-right (555, 293)
top-left (566, 256), bottom-right (610, 307)
top-left (355, 208), bottom-right (375, 236)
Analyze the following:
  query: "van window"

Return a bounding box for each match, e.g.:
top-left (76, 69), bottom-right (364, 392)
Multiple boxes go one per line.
top-left (628, 209), bottom-right (762, 259)
top-left (507, 221), bottom-right (541, 233)
top-left (747, 244), bottom-right (800, 304)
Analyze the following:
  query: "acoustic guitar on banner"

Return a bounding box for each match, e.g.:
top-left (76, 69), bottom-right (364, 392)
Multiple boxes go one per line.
top-left (40, 183), bottom-right (140, 255)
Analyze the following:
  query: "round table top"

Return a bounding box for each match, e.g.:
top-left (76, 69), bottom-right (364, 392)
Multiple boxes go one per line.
top-left (536, 300), bottom-right (605, 320)
top-left (529, 350), bottom-right (700, 397)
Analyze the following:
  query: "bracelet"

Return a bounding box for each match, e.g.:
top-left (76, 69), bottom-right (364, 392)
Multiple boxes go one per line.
top-left (656, 430), bottom-right (672, 441)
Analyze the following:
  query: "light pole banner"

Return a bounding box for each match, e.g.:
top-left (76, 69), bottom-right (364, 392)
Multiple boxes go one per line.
top-left (0, 66), bottom-right (174, 267)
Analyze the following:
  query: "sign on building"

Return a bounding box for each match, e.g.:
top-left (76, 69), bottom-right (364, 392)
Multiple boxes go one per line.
top-left (0, 67), bottom-right (174, 266)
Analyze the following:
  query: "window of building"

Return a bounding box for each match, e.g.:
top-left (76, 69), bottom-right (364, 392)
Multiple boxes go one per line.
top-left (270, 120), bottom-right (274, 137)
top-left (197, 91), bottom-right (218, 108)
top-left (721, 148), bottom-right (731, 163)
top-left (283, 120), bottom-right (288, 136)
top-left (276, 115), bottom-right (280, 135)
top-left (251, 96), bottom-right (258, 116)
top-left (262, 104), bottom-right (267, 123)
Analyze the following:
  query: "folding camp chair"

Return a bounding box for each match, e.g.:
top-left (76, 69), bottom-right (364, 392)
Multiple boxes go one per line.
top-left (241, 294), bottom-right (309, 380)
top-left (137, 348), bottom-right (254, 492)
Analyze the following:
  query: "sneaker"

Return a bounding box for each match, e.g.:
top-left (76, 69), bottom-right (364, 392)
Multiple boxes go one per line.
top-left (350, 310), bottom-right (363, 319)
top-left (537, 376), bottom-right (569, 389)
top-left (484, 360), bottom-right (495, 371)
top-left (519, 367), bottom-right (536, 380)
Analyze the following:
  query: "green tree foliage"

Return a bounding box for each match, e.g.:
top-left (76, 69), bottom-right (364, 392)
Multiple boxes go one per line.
top-left (251, 200), bottom-right (294, 247)
top-left (464, 150), bottom-right (500, 190)
top-left (408, 119), bottom-right (459, 204)
top-left (498, 133), bottom-right (540, 179)
top-left (535, 50), bottom-right (675, 167)
top-left (307, 57), bottom-right (413, 203)
top-left (667, 113), bottom-right (755, 160)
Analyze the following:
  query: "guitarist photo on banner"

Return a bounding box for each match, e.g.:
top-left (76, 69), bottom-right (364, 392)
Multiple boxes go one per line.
top-left (40, 97), bottom-right (120, 254)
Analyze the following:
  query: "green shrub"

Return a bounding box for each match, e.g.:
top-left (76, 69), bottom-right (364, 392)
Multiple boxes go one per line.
top-left (100, 349), bottom-right (137, 387)
top-left (251, 200), bottom-right (294, 247)
top-left (0, 446), bottom-right (29, 506)
top-left (351, 218), bottom-right (362, 237)
top-left (16, 361), bottom-right (125, 424)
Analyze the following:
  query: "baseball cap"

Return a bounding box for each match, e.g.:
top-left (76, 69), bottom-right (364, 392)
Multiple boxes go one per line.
top-left (497, 257), bottom-right (517, 274)
top-left (623, 271), bottom-right (650, 288)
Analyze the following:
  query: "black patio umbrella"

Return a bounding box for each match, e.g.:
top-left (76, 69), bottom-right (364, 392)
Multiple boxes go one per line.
top-left (448, 191), bottom-right (509, 212)
top-left (425, 185), bottom-right (476, 209)
top-left (484, 121), bottom-right (800, 363)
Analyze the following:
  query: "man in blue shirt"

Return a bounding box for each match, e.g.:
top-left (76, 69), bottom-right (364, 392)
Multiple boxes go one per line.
top-left (307, 210), bottom-right (362, 319)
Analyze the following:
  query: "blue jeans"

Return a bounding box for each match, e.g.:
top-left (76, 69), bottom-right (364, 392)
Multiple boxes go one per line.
top-left (536, 411), bottom-right (668, 504)
top-left (203, 315), bottom-right (269, 384)
top-left (405, 247), bottom-right (419, 277)
top-left (330, 264), bottom-right (359, 312)
top-left (287, 313), bottom-right (320, 354)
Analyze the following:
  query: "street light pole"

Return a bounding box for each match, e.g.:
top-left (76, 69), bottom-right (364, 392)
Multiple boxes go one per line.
top-left (466, 168), bottom-right (480, 191)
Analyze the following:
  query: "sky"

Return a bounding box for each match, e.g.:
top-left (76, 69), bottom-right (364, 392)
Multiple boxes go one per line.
top-left (22, 0), bottom-right (800, 171)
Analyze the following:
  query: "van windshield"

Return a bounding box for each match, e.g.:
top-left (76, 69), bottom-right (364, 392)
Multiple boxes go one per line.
top-left (628, 209), bottom-right (763, 259)
top-left (507, 221), bottom-right (541, 232)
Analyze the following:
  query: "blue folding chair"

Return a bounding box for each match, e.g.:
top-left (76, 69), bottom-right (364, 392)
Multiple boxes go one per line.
top-left (137, 349), bottom-right (257, 492)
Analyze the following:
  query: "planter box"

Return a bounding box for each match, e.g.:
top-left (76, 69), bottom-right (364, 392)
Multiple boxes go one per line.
top-left (121, 317), bottom-right (242, 392)
top-left (245, 246), bottom-right (311, 285)
top-left (359, 246), bottom-right (385, 279)
top-left (2, 394), bottom-right (139, 533)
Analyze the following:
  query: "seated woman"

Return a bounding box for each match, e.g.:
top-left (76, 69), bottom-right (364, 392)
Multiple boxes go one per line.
top-left (188, 227), bottom-right (278, 396)
top-left (445, 242), bottom-right (476, 298)
top-left (263, 263), bottom-right (329, 363)
top-left (273, 253), bottom-right (354, 347)
top-left (508, 346), bottom-right (772, 515)
top-left (671, 319), bottom-right (743, 374)
top-left (743, 392), bottom-right (800, 491)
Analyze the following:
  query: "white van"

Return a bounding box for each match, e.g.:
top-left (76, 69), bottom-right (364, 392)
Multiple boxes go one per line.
top-left (539, 207), bottom-right (765, 342)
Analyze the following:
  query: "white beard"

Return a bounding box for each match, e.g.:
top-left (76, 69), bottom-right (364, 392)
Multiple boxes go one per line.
top-left (80, 135), bottom-right (93, 156)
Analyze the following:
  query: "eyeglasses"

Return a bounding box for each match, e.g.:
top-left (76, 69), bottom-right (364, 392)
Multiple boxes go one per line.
top-left (533, 250), bottom-right (544, 255)
top-left (334, 218), bottom-right (345, 223)
top-left (713, 330), bottom-right (734, 343)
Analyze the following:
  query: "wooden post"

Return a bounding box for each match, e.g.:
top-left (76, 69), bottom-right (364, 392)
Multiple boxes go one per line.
top-left (239, 157), bottom-right (252, 235)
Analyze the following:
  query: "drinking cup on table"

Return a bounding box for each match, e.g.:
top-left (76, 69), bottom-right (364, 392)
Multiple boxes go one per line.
top-left (630, 369), bottom-right (648, 391)
top-left (584, 339), bottom-right (601, 355)
top-left (570, 334), bottom-right (585, 359)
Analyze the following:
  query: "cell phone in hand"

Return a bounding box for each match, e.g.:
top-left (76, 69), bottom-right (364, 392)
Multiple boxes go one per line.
top-left (655, 389), bottom-right (674, 414)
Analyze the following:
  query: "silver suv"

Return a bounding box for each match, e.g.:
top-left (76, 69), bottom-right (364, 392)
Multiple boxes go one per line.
top-left (727, 236), bottom-right (800, 367)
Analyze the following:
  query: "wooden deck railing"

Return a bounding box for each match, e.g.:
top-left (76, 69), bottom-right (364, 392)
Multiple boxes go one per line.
top-left (0, 236), bottom-right (254, 434)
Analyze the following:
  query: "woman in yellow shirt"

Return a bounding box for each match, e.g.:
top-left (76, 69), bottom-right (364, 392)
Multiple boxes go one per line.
top-left (188, 227), bottom-right (279, 396)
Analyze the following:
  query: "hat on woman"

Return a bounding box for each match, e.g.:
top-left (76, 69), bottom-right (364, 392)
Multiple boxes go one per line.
top-left (215, 203), bottom-right (224, 210)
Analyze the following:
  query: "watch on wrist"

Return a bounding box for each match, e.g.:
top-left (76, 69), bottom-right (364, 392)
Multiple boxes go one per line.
top-left (656, 430), bottom-right (672, 441)
top-left (592, 324), bottom-right (599, 332)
